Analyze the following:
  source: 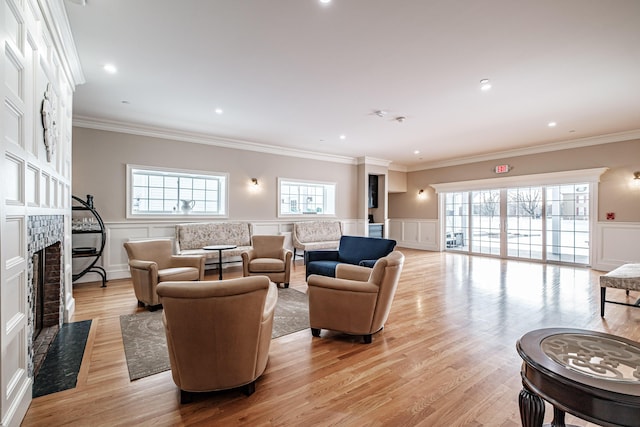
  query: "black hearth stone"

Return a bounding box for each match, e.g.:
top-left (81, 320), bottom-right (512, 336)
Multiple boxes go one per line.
top-left (33, 320), bottom-right (91, 398)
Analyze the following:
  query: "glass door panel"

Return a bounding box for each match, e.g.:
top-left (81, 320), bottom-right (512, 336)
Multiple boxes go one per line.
top-left (506, 187), bottom-right (543, 260)
top-left (444, 192), bottom-right (469, 252)
top-left (470, 190), bottom-right (501, 256)
top-left (546, 184), bottom-right (590, 264)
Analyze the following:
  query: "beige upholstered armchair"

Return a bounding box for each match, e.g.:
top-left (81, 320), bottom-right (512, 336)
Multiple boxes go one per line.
top-left (123, 239), bottom-right (204, 310)
top-left (156, 276), bottom-right (277, 403)
top-left (307, 251), bottom-right (404, 344)
top-left (241, 235), bottom-right (292, 288)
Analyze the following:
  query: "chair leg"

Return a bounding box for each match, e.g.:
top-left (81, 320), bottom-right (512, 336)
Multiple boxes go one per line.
top-left (137, 300), bottom-right (145, 307)
top-left (180, 390), bottom-right (193, 404)
top-left (363, 334), bottom-right (372, 344)
top-left (293, 248), bottom-right (297, 259)
top-left (284, 282), bottom-right (289, 288)
top-left (149, 304), bottom-right (161, 312)
top-left (242, 381), bottom-right (256, 396)
top-left (311, 328), bottom-right (321, 337)
top-left (600, 287), bottom-right (606, 317)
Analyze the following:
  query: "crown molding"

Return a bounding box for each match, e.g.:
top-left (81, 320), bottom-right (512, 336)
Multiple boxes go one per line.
top-left (38, 0), bottom-right (85, 87)
top-left (356, 156), bottom-right (393, 167)
top-left (407, 129), bottom-right (640, 172)
top-left (72, 116), bottom-right (358, 165)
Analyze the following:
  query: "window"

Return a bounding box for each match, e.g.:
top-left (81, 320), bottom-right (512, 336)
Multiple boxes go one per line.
top-left (127, 165), bottom-right (228, 218)
top-left (278, 178), bottom-right (336, 217)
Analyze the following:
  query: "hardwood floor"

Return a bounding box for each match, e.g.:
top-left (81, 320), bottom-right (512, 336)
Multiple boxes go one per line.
top-left (22, 249), bottom-right (640, 426)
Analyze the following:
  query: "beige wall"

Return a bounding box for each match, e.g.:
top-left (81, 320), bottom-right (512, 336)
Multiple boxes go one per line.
top-left (389, 139), bottom-right (640, 222)
top-left (72, 127), bottom-right (359, 221)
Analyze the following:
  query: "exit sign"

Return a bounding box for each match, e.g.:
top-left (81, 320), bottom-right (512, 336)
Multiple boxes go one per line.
top-left (495, 164), bottom-right (510, 174)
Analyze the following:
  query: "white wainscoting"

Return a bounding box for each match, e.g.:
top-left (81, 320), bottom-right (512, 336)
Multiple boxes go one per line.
top-left (388, 219), bottom-right (439, 251)
top-left (76, 218), bottom-right (361, 283)
top-left (592, 221), bottom-right (640, 271)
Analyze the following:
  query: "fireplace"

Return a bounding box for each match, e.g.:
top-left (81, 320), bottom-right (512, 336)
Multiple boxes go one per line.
top-left (27, 215), bottom-right (64, 377)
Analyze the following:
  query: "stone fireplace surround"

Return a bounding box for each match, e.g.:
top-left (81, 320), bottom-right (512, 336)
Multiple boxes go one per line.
top-left (27, 215), bottom-right (64, 377)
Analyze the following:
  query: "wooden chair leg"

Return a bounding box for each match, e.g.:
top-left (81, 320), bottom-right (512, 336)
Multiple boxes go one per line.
top-left (600, 287), bottom-right (606, 317)
top-left (311, 328), bottom-right (321, 337)
top-left (137, 300), bottom-right (145, 307)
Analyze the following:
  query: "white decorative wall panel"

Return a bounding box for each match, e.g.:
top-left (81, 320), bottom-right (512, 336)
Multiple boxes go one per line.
top-left (593, 222), bottom-right (640, 271)
top-left (40, 172), bottom-right (49, 207)
top-left (4, 99), bottom-right (22, 147)
top-left (4, 0), bottom-right (21, 48)
top-left (4, 153), bottom-right (22, 203)
top-left (4, 216), bottom-right (24, 269)
top-left (25, 164), bottom-right (37, 205)
top-left (388, 219), bottom-right (438, 251)
top-left (4, 45), bottom-right (23, 100)
top-left (3, 272), bottom-right (24, 335)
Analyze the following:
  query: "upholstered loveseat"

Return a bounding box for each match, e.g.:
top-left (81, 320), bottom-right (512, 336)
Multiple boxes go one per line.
top-left (305, 235), bottom-right (396, 278)
top-left (175, 222), bottom-right (253, 265)
top-left (292, 220), bottom-right (342, 259)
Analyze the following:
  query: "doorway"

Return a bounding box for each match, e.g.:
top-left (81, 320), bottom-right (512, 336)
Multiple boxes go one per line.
top-left (443, 183), bottom-right (591, 265)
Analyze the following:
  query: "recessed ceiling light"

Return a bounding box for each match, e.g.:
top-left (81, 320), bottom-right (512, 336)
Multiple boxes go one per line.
top-left (339, 134), bottom-right (346, 140)
top-left (414, 150), bottom-right (420, 155)
top-left (319, 0), bottom-right (331, 4)
top-left (103, 64), bottom-right (117, 74)
top-left (375, 110), bottom-right (387, 117)
top-left (215, 108), bottom-right (224, 115)
top-left (121, 100), bottom-right (130, 104)
top-left (480, 78), bottom-right (491, 91)
top-left (548, 121), bottom-right (557, 127)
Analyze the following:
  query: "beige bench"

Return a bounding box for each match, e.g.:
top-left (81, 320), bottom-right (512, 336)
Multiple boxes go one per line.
top-left (292, 221), bottom-right (342, 259)
top-left (175, 222), bottom-right (252, 267)
top-left (599, 263), bottom-right (640, 316)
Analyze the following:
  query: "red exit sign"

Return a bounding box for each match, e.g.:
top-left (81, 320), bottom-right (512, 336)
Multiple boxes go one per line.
top-left (495, 164), bottom-right (511, 174)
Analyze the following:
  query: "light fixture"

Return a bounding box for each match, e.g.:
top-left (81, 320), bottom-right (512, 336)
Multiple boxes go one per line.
top-left (395, 116), bottom-right (406, 123)
top-left (634, 172), bottom-right (640, 180)
top-left (414, 150), bottom-right (420, 155)
top-left (319, 0), bottom-right (331, 4)
top-left (103, 64), bottom-right (117, 74)
top-left (418, 189), bottom-right (427, 200)
top-left (548, 121), bottom-right (557, 127)
top-left (375, 110), bottom-right (387, 117)
top-left (249, 178), bottom-right (260, 192)
top-left (633, 171), bottom-right (640, 189)
top-left (339, 134), bottom-right (346, 140)
top-left (215, 108), bottom-right (224, 115)
top-left (480, 79), bottom-right (491, 91)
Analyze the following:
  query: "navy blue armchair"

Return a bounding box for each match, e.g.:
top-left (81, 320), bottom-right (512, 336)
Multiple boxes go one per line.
top-left (305, 235), bottom-right (396, 279)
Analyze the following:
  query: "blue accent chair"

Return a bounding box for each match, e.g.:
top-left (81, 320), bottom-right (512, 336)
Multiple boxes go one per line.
top-left (305, 235), bottom-right (396, 279)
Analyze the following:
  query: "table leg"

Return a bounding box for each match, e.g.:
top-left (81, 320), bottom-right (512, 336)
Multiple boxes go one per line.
top-left (519, 387), bottom-right (545, 427)
top-left (218, 249), bottom-right (223, 280)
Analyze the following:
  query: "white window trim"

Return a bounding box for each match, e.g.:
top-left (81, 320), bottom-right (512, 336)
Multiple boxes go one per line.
top-left (277, 177), bottom-right (337, 218)
top-left (126, 164), bottom-right (229, 219)
top-left (430, 168), bottom-right (609, 193)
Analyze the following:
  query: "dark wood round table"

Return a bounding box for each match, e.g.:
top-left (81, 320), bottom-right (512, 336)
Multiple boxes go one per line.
top-left (203, 244), bottom-right (237, 280)
top-left (516, 328), bottom-right (640, 427)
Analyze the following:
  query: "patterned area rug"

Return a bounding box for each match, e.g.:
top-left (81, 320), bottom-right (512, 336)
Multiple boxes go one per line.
top-left (119, 287), bottom-right (309, 381)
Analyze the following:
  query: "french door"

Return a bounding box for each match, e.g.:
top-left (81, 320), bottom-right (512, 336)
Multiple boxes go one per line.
top-left (444, 183), bottom-right (590, 265)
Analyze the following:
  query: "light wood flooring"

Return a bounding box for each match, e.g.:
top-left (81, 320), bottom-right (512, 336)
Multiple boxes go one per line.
top-left (22, 249), bottom-right (640, 426)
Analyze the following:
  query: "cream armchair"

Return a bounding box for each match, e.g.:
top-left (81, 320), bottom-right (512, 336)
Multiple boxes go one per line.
top-left (123, 239), bottom-right (204, 310)
top-left (156, 276), bottom-right (277, 403)
top-left (307, 251), bottom-right (404, 344)
top-left (241, 235), bottom-right (292, 288)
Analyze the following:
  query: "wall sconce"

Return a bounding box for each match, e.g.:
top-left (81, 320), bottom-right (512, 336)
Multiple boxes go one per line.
top-left (417, 189), bottom-right (427, 200)
top-left (633, 171), bottom-right (640, 188)
top-left (249, 178), bottom-right (260, 192)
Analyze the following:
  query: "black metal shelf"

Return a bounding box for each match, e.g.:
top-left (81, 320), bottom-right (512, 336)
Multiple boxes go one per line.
top-left (71, 195), bottom-right (107, 287)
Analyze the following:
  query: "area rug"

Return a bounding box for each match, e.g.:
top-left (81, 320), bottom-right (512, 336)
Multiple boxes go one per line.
top-left (33, 320), bottom-right (92, 397)
top-left (119, 287), bottom-right (309, 381)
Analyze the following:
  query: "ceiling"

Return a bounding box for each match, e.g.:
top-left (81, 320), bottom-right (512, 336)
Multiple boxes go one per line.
top-left (64, 0), bottom-right (640, 169)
